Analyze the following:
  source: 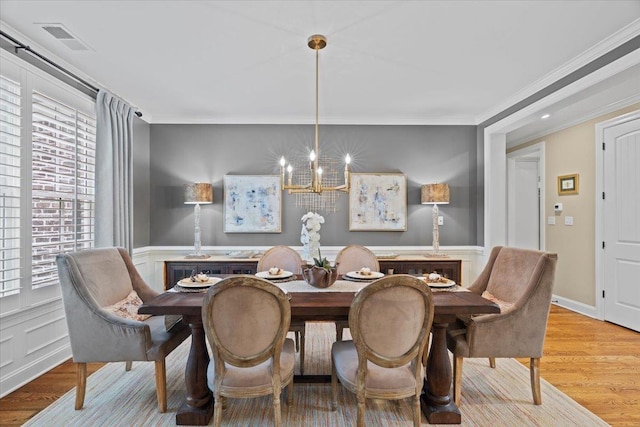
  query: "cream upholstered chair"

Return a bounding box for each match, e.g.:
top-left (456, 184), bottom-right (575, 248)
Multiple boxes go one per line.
top-left (202, 276), bottom-right (295, 427)
top-left (446, 246), bottom-right (558, 405)
top-left (56, 247), bottom-right (190, 412)
top-left (334, 245), bottom-right (380, 341)
top-left (257, 245), bottom-right (307, 374)
top-left (331, 275), bottom-right (434, 427)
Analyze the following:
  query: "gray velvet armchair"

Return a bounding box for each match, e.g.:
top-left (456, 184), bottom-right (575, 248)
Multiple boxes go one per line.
top-left (56, 247), bottom-right (190, 412)
top-left (446, 246), bottom-right (558, 405)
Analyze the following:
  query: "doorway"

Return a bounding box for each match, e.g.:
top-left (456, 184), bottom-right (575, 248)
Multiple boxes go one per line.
top-left (507, 142), bottom-right (545, 250)
top-left (596, 111), bottom-right (640, 332)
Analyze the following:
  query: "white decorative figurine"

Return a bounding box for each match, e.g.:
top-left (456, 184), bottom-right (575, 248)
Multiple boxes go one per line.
top-left (301, 212), bottom-right (324, 263)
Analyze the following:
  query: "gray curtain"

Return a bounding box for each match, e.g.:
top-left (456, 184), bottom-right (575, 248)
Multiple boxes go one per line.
top-left (95, 90), bottom-right (134, 252)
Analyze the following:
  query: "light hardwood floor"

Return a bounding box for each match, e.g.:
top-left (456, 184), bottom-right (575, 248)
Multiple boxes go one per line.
top-left (1, 305), bottom-right (638, 426)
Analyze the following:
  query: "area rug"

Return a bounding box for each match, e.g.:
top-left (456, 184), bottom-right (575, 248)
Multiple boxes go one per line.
top-left (24, 322), bottom-right (608, 426)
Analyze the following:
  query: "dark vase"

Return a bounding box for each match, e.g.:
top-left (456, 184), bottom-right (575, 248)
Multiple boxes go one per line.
top-left (302, 265), bottom-right (338, 288)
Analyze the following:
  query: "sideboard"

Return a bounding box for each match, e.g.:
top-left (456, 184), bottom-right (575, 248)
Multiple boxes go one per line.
top-left (164, 255), bottom-right (462, 289)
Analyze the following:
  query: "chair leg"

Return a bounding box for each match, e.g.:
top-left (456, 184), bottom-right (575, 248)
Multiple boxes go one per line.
top-left (75, 362), bottom-right (87, 410)
top-left (335, 322), bottom-right (343, 341)
top-left (273, 382), bottom-right (282, 427)
top-left (125, 361), bottom-right (132, 371)
top-left (453, 356), bottom-right (463, 406)
top-left (294, 330), bottom-right (300, 352)
top-left (214, 390), bottom-right (223, 427)
top-left (530, 357), bottom-right (542, 405)
top-left (489, 357), bottom-right (496, 368)
top-left (287, 378), bottom-right (294, 405)
top-left (356, 389), bottom-right (366, 427)
top-left (154, 359), bottom-right (167, 413)
top-left (299, 325), bottom-right (305, 375)
top-left (331, 358), bottom-right (338, 411)
top-left (413, 393), bottom-right (421, 427)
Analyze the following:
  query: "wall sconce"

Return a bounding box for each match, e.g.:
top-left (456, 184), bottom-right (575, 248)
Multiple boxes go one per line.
top-left (184, 183), bottom-right (213, 259)
top-left (421, 183), bottom-right (450, 256)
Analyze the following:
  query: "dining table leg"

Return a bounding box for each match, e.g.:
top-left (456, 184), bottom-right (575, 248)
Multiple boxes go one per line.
top-left (176, 314), bottom-right (214, 426)
top-left (421, 318), bottom-right (461, 424)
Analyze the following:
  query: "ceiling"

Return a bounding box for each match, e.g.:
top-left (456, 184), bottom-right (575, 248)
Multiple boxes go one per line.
top-left (1, 1), bottom-right (639, 143)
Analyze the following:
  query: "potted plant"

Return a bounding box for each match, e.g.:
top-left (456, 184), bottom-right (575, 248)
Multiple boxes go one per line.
top-left (303, 249), bottom-right (338, 288)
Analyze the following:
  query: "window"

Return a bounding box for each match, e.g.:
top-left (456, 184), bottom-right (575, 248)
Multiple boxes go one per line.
top-left (31, 92), bottom-right (96, 289)
top-left (0, 52), bottom-right (96, 306)
top-left (0, 75), bottom-right (22, 297)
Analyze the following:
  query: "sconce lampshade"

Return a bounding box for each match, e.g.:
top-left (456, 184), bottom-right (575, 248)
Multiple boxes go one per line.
top-left (184, 183), bottom-right (213, 204)
top-left (421, 183), bottom-right (450, 205)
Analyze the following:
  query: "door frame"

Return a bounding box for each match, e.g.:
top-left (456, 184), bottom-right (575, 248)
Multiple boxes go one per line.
top-left (507, 142), bottom-right (546, 250)
top-left (594, 109), bottom-right (640, 321)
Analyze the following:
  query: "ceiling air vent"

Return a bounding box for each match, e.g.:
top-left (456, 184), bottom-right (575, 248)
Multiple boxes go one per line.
top-left (39, 23), bottom-right (91, 51)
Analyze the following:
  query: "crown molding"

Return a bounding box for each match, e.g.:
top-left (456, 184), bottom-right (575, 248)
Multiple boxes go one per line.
top-left (476, 18), bottom-right (640, 124)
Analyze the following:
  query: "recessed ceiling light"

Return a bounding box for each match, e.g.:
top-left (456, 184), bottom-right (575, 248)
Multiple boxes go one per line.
top-left (541, 114), bottom-right (551, 119)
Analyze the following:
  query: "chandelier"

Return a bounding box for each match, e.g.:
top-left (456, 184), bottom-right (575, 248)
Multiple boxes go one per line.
top-left (279, 35), bottom-right (351, 209)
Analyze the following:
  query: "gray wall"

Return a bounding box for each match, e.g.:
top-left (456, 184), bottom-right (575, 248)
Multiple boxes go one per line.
top-left (133, 117), bottom-right (151, 248)
top-left (148, 124), bottom-right (478, 247)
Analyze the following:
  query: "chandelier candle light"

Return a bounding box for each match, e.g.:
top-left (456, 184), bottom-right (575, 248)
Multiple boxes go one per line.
top-left (421, 183), bottom-right (450, 256)
top-left (184, 183), bottom-right (213, 259)
top-left (279, 35), bottom-right (351, 196)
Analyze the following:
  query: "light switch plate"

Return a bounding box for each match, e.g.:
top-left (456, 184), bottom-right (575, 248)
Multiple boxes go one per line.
top-left (438, 216), bottom-right (444, 225)
top-left (565, 216), bottom-right (574, 226)
top-left (548, 216), bottom-right (555, 225)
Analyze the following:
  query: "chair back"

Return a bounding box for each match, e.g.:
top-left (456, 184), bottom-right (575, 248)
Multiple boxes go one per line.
top-left (257, 245), bottom-right (304, 274)
top-left (349, 275), bottom-right (434, 368)
top-left (335, 245), bottom-right (380, 275)
top-left (202, 276), bottom-right (291, 368)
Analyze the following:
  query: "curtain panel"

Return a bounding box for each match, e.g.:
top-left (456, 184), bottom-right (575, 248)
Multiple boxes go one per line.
top-left (95, 90), bottom-right (134, 252)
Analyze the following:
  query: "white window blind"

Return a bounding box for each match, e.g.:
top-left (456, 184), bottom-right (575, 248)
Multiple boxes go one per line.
top-left (31, 91), bottom-right (96, 289)
top-left (0, 75), bottom-right (22, 296)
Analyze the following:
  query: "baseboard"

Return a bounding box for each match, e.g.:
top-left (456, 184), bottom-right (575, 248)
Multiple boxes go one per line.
top-left (0, 344), bottom-right (71, 398)
top-left (552, 294), bottom-right (599, 319)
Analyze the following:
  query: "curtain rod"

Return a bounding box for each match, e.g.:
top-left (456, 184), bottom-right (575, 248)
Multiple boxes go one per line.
top-left (0, 30), bottom-right (142, 117)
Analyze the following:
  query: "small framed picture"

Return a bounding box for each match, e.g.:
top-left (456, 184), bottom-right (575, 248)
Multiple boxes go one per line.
top-left (557, 174), bottom-right (579, 195)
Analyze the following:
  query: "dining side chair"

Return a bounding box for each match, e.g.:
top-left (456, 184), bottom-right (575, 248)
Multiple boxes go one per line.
top-left (330, 275), bottom-right (434, 427)
top-left (202, 276), bottom-right (295, 427)
top-left (334, 245), bottom-right (380, 341)
top-left (446, 246), bottom-right (558, 405)
top-left (257, 245), bottom-right (307, 375)
top-left (56, 247), bottom-right (191, 412)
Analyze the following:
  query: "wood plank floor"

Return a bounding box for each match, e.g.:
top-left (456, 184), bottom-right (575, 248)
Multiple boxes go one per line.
top-left (1, 305), bottom-right (638, 426)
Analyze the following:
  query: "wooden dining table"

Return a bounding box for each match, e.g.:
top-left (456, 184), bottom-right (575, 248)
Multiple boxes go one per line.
top-left (139, 277), bottom-right (499, 425)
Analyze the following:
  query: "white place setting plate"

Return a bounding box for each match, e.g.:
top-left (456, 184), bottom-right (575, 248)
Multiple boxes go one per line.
top-left (420, 277), bottom-right (456, 288)
top-left (255, 270), bottom-right (294, 280)
top-left (177, 277), bottom-right (222, 288)
top-left (346, 271), bottom-right (385, 280)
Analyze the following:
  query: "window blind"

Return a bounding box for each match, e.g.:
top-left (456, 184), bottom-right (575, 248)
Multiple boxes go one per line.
top-left (31, 91), bottom-right (96, 288)
top-left (0, 75), bottom-right (22, 296)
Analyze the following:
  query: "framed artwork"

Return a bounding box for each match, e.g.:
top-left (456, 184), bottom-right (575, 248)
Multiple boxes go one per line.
top-left (558, 173), bottom-right (579, 195)
top-left (223, 175), bottom-right (281, 233)
top-left (349, 173), bottom-right (407, 231)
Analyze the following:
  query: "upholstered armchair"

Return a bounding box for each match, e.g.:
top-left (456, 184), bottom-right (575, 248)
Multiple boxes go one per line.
top-left (56, 247), bottom-right (191, 412)
top-left (202, 276), bottom-right (295, 427)
top-left (446, 246), bottom-right (558, 405)
top-left (257, 245), bottom-right (307, 374)
top-left (334, 245), bottom-right (380, 341)
top-left (331, 275), bottom-right (434, 427)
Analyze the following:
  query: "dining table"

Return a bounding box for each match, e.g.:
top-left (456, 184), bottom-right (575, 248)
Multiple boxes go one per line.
top-left (138, 276), bottom-right (499, 425)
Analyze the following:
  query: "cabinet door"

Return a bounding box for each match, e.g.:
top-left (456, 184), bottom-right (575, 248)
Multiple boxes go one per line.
top-left (198, 263), bottom-right (224, 276)
top-left (166, 263), bottom-right (200, 289)
top-left (224, 263), bottom-right (257, 275)
top-left (378, 261), bottom-right (401, 275)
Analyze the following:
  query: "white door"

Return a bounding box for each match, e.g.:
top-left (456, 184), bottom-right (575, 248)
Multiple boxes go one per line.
top-left (507, 143), bottom-right (544, 250)
top-left (603, 115), bottom-right (640, 332)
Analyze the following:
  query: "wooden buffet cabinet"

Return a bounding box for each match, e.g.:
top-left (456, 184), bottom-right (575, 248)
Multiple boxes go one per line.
top-left (164, 254), bottom-right (462, 290)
